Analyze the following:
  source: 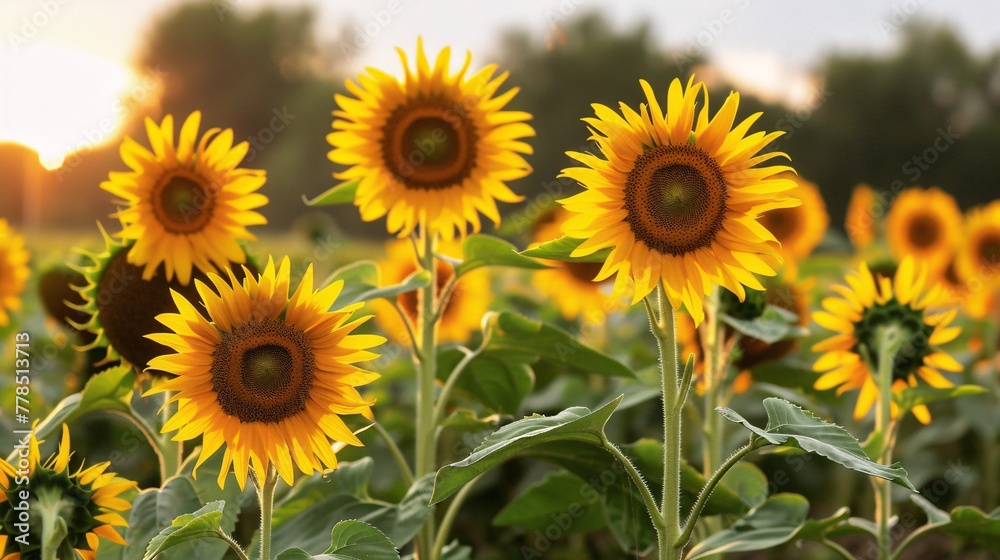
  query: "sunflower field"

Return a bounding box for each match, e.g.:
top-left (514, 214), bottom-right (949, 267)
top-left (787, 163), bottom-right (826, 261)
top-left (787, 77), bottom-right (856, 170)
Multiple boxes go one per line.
top-left (2, 3), bottom-right (1000, 560)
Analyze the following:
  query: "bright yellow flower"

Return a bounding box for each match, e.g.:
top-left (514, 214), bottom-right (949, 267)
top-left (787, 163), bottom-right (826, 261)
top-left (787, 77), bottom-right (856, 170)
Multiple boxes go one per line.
top-left (146, 256), bottom-right (383, 489)
top-left (0, 425), bottom-right (136, 560)
top-left (0, 219), bottom-right (29, 326)
top-left (887, 187), bottom-right (961, 278)
top-left (812, 257), bottom-right (962, 424)
top-left (845, 184), bottom-right (878, 248)
top-left (102, 112), bottom-right (268, 285)
top-left (559, 77), bottom-right (798, 324)
top-left (758, 173), bottom-right (828, 263)
top-left (328, 38), bottom-right (534, 240)
top-left (371, 240), bottom-right (490, 343)
top-left (957, 200), bottom-right (1000, 294)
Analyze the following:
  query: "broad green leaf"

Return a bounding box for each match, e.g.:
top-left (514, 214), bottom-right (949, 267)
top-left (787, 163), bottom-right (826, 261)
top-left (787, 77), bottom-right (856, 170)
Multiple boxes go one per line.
top-left (440, 409), bottom-right (500, 433)
top-left (142, 502), bottom-right (226, 560)
top-left (720, 462), bottom-right (769, 509)
top-left (30, 365), bottom-right (135, 445)
top-left (431, 397), bottom-right (622, 503)
top-left (303, 179), bottom-right (359, 206)
top-left (520, 236), bottom-right (611, 263)
top-left (492, 471), bottom-right (605, 533)
top-left (718, 398), bottom-right (915, 490)
top-left (911, 495), bottom-right (1000, 553)
top-left (326, 521), bottom-right (399, 559)
top-left (437, 347), bottom-right (534, 414)
top-left (485, 312), bottom-right (633, 378)
top-left (455, 234), bottom-right (548, 276)
top-left (911, 494), bottom-right (951, 525)
top-left (323, 261), bottom-right (380, 305)
top-left (721, 306), bottom-right (807, 345)
top-left (893, 384), bottom-right (989, 413)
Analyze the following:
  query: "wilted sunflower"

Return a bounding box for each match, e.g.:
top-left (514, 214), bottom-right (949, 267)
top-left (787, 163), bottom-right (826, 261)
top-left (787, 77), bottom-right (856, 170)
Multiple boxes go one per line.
top-left (757, 173), bottom-right (828, 263)
top-left (957, 200), bottom-right (1000, 292)
top-left (559, 77), bottom-right (798, 324)
top-left (887, 187), bottom-right (961, 278)
top-left (812, 257), bottom-right (961, 424)
top-left (328, 38), bottom-right (534, 240)
top-left (845, 184), bottom-right (878, 248)
top-left (0, 425), bottom-right (136, 560)
top-left (0, 219), bottom-right (30, 327)
top-left (372, 240), bottom-right (490, 343)
top-left (73, 226), bottom-right (255, 373)
top-left (146, 256), bottom-right (383, 489)
top-left (102, 111), bottom-right (268, 285)
top-left (530, 208), bottom-right (614, 321)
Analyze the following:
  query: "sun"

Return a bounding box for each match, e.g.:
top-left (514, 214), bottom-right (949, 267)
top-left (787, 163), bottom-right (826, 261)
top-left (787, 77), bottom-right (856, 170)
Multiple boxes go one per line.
top-left (0, 44), bottom-right (136, 169)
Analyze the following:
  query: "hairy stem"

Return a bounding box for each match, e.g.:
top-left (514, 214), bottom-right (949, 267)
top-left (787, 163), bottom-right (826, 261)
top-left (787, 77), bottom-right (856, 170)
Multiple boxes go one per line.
top-left (416, 230), bottom-right (439, 560)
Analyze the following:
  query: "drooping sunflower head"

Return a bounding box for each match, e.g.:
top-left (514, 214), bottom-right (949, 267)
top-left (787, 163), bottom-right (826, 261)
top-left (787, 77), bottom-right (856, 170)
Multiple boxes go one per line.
top-left (845, 184), bottom-right (878, 249)
top-left (0, 219), bottom-right (30, 327)
top-left (72, 226), bottom-right (256, 374)
top-left (757, 173), bottom-right (828, 263)
top-left (102, 111), bottom-right (268, 285)
top-left (372, 239), bottom-right (490, 343)
top-left (957, 200), bottom-right (1000, 291)
top-left (887, 187), bottom-right (961, 278)
top-left (559, 77), bottom-right (799, 324)
top-left (732, 278), bottom-right (812, 372)
top-left (328, 38), bottom-right (534, 240)
top-left (812, 256), bottom-right (962, 424)
top-left (530, 208), bottom-right (614, 321)
top-left (146, 256), bottom-right (383, 489)
top-left (0, 424), bottom-right (136, 560)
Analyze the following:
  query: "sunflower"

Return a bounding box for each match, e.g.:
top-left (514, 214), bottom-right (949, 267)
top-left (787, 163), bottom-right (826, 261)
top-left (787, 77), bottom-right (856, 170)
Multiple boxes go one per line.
top-left (0, 219), bottom-right (30, 327)
top-left (328, 38), bottom-right (534, 240)
top-left (887, 187), bottom-right (961, 278)
top-left (812, 256), bottom-right (962, 424)
top-left (757, 173), bottom-right (828, 263)
top-left (0, 425), bottom-right (136, 560)
top-left (372, 240), bottom-right (490, 343)
top-left (102, 111), bottom-right (268, 285)
top-left (957, 200), bottom-right (1000, 292)
top-left (73, 226), bottom-right (255, 374)
top-left (845, 184), bottom-right (878, 248)
top-left (530, 208), bottom-right (615, 321)
top-left (146, 256), bottom-right (383, 489)
top-left (559, 77), bottom-right (798, 325)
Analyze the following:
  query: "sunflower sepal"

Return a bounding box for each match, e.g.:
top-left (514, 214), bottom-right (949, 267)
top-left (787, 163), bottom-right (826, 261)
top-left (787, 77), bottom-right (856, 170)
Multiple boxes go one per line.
top-left (520, 235), bottom-right (612, 263)
top-left (303, 179), bottom-right (360, 207)
top-left (454, 234), bottom-right (549, 277)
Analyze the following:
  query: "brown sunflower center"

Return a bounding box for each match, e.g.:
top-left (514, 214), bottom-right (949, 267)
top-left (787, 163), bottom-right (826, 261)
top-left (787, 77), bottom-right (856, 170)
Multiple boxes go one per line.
top-left (760, 207), bottom-right (799, 243)
top-left (382, 99), bottom-right (478, 190)
top-left (976, 234), bottom-right (1000, 267)
top-left (908, 214), bottom-right (941, 249)
top-left (624, 144), bottom-right (728, 256)
top-left (210, 318), bottom-right (315, 424)
top-left (152, 174), bottom-right (215, 234)
top-left (563, 261), bottom-right (605, 284)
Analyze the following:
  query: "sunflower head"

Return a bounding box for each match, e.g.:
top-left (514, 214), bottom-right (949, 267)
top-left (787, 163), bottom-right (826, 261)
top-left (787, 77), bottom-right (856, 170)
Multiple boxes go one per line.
top-left (559, 77), bottom-right (799, 324)
top-left (73, 225), bottom-right (256, 374)
top-left (102, 111), bottom-right (268, 285)
top-left (146, 256), bottom-right (383, 489)
top-left (733, 278), bottom-right (811, 372)
top-left (0, 425), bottom-right (136, 560)
top-left (845, 184), bottom-right (878, 248)
top-left (887, 187), bottom-right (961, 278)
top-left (0, 219), bottom-right (30, 327)
top-left (372, 240), bottom-right (490, 343)
top-left (328, 38), bottom-right (534, 240)
top-left (958, 200), bottom-right (1000, 291)
top-left (758, 173), bottom-right (828, 264)
top-left (812, 256), bottom-right (962, 424)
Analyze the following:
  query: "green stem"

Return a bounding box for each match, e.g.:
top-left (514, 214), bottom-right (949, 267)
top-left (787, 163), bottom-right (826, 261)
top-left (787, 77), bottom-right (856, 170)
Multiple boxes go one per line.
top-left (431, 475), bottom-right (481, 559)
top-left (821, 538), bottom-right (856, 560)
top-left (602, 438), bottom-right (665, 530)
top-left (415, 230), bottom-right (439, 560)
top-left (373, 422), bottom-right (414, 487)
top-left (432, 332), bottom-right (490, 430)
top-left (676, 441), bottom-right (757, 548)
top-left (889, 524), bottom-right (939, 560)
top-left (702, 288), bottom-right (723, 479)
top-left (257, 465), bottom-right (278, 560)
top-left (219, 531), bottom-right (252, 560)
top-left (157, 390), bottom-right (182, 482)
top-left (873, 328), bottom-right (902, 560)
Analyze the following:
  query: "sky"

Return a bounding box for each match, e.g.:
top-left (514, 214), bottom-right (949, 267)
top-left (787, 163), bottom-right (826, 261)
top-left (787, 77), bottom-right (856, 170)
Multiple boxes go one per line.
top-left (1, 0), bottom-right (998, 166)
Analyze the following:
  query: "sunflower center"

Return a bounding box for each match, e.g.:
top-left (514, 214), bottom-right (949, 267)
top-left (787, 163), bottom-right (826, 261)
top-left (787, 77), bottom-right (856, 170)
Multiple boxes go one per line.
top-left (976, 234), bottom-right (1000, 267)
top-left (760, 208), bottom-right (799, 242)
top-left (383, 99), bottom-right (478, 190)
top-left (908, 214), bottom-right (941, 249)
top-left (563, 261), bottom-right (605, 284)
top-left (152, 174), bottom-right (215, 234)
top-left (211, 318), bottom-right (315, 424)
top-left (624, 145), bottom-right (728, 256)
top-left (852, 299), bottom-right (934, 381)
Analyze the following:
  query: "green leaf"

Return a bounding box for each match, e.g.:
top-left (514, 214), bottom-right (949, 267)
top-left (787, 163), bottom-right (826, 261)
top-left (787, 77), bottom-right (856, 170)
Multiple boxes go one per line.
top-left (303, 179), bottom-right (359, 206)
top-left (351, 270), bottom-right (431, 306)
top-left (484, 312), bottom-right (633, 378)
top-left (31, 365), bottom-right (135, 443)
top-left (911, 494), bottom-right (951, 525)
top-left (718, 398), bottom-right (915, 490)
top-left (721, 306), bottom-right (807, 344)
top-left (323, 261), bottom-right (380, 304)
top-left (431, 397), bottom-right (622, 503)
top-left (520, 236), bottom-right (611, 263)
top-left (492, 471), bottom-right (605, 533)
top-left (893, 384), bottom-right (989, 413)
top-left (326, 520), bottom-right (399, 559)
top-left (455, 234), bottom-right (548, 276)
top-left (437, 347), bottom-right (534, 414)
top-left (440, 409), bottom-right (500, 433)
top-left (911, 495), bottom-right (1000, 553)
top-left (720, 462), bottom-right (769, 509)
top-left (142, 502), bottom-right (226, 560)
